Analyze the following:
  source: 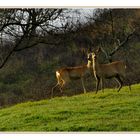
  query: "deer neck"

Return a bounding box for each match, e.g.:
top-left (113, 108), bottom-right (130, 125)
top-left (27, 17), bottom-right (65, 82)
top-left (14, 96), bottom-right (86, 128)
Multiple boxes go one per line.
top-left (93, 58), bottom-right (101, 74)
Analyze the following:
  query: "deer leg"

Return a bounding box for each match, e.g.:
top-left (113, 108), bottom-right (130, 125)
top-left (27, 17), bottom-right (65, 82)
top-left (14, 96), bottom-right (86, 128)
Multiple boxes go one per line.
top-left (123, 77), bottom-right (131, 92)
top-left (115, 75), bottom-right (123, 92)
top-left (101, 78), bottom-right (104, 93)
top-left (59, 80), bottom-right (65, 93)
top-left (59, 85), bottom-right (63, 93)
top-left (114, 78), bottom-right (119, 89)
top-left (51, 83), bottom-right (59, 97)
top-left (96, 76), bottom-right (100, 94)
top-left (52, 79), bottom-right (65, 97)
top-left (81, 77), bottom-right (86, 93)
top-left (119, 75), bottom-right (131, 92)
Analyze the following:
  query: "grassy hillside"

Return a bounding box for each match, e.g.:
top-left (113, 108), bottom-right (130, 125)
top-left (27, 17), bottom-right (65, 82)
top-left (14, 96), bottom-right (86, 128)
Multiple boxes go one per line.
top-left (0, 84), bottom-right (140, 131)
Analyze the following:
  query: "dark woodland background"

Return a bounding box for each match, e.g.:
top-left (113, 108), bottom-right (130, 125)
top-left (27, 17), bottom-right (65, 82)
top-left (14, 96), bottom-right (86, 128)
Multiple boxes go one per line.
top-left (0, 8), bottom-right (140, 107)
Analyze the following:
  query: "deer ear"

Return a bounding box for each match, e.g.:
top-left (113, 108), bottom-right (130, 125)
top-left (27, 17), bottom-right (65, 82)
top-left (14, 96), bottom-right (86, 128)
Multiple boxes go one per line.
top-left (89, 47), bottom-right (92, 52)
top-left (96, 47), bottom-right (101, 54)
top-left (87, 48), bottom-right (90, 53)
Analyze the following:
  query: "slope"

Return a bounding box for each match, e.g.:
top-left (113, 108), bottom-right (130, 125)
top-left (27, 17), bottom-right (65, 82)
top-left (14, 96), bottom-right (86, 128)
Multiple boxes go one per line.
top-left (0, 84), bottom-right (140, 131)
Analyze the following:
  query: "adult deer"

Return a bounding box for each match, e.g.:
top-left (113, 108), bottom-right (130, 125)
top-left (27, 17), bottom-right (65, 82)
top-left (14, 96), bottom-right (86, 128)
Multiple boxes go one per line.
top-left (87, 48), bottom-right (131, 93)
top-left (51, 59), bottom-right (93, 97)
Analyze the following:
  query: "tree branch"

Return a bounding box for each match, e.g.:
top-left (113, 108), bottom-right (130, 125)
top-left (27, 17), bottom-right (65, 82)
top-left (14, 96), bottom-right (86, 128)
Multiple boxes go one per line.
top-left (14, 41), bottom-right (60, 52)
top-left (109, 30), bottom-right (135, 57)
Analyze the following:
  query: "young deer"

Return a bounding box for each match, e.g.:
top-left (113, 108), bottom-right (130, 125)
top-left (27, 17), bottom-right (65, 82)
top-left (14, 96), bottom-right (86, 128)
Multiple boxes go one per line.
top-left (51, 60), bottom-right (93, 97)
top-left (87, 48), bottom-right (131, 93)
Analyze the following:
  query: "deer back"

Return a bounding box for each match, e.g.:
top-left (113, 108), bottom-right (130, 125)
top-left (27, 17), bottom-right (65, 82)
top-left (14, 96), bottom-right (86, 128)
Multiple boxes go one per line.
top-left (99, 61), bottom-right (126, 78)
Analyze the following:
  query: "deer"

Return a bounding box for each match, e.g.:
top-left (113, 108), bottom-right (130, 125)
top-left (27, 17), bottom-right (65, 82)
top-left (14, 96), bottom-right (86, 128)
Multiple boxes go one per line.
top-left (51, 59), bottom-right (93, 97)
top-left (87, 48), bottom-right (131, 94)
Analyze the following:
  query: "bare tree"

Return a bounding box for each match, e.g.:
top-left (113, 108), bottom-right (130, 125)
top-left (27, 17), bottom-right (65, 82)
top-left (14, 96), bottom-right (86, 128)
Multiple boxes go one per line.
top-left (0, 8), bottom-right (67, 69)
top-left (86, 9), bottom-right (137, 62)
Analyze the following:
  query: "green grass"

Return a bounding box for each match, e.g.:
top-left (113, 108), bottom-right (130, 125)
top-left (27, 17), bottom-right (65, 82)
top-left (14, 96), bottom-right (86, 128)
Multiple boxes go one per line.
top-left (0, 84), bottom-right (140, 131)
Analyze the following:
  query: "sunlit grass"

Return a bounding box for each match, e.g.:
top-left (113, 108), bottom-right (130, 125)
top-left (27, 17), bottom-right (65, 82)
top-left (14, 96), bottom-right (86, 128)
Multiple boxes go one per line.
top-left (0, 84), bottom-right (140, 131)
